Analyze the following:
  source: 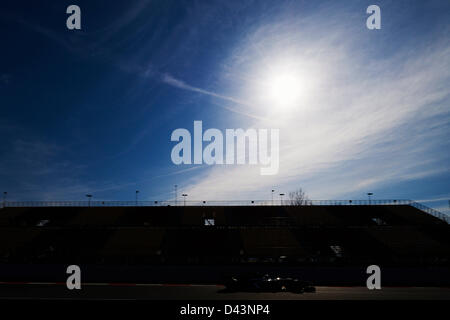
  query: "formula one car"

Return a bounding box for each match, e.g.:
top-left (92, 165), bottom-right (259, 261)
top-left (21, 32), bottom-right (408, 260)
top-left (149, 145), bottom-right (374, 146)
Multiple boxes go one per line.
top-left (224, 273), bottom-right (316, 293)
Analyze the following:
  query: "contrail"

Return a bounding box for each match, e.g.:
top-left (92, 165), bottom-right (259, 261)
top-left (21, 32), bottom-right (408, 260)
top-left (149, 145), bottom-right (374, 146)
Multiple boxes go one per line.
top-left (161, 73), bottom-right (252, 107)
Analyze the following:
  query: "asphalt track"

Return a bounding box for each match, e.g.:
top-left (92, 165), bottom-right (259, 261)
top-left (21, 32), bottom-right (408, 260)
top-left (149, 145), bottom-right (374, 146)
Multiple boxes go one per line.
top-left (0, 283), bottom-right (449, 300)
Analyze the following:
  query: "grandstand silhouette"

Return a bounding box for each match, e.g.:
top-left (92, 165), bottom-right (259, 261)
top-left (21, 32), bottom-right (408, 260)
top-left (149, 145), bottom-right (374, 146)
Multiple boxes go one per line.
top-left (0, 201), bottom-right (449, 285)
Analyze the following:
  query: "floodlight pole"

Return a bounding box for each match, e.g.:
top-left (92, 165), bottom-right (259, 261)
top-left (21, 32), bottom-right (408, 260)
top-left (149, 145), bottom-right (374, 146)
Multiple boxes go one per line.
top-left (174, 185), bottom-right (178, 206)
top-left (136, 190), bottom-right (139, 206)
top-left (279, 193), bottom-right (285, 206)
top-left (3, 191), bottom-right (7, 208)
top-left (86, 194), bottom-right (92, 207)
top-left (367, 193), bottom-right (373, 205)
top-left (182, 194), bottom-right (188, 206)
top-left (271, 189), bottom-right (275, 206)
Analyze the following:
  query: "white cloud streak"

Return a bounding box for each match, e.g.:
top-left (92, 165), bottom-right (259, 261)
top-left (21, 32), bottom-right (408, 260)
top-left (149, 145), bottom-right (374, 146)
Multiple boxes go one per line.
top-left (176, 13), bottom-right (450, 201)
top-left (161, 73), bottom-right (252, 107)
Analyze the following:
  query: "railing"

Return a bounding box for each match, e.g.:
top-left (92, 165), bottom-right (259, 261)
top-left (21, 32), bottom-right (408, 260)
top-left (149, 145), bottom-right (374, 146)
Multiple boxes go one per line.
top-left (409, 201), bottom-right (450, 224)
top-left (0, 199), bottom-right (414, 207)
top-left (1, 199), bottom-right (448, 223)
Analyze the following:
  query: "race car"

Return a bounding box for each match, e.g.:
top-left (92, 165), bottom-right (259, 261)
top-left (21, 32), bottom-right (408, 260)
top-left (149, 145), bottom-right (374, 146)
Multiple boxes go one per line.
top-left (224, 273), bottom-right (316, 293)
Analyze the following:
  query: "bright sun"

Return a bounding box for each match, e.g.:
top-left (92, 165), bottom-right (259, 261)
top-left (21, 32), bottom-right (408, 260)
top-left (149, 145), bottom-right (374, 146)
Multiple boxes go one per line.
top-left (268, 73), bottom-right (302, 108)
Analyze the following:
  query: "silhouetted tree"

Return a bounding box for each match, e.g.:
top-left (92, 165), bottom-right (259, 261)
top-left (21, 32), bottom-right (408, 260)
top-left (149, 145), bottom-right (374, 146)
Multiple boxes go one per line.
top-left (289, 188), bottom-right (309, 205)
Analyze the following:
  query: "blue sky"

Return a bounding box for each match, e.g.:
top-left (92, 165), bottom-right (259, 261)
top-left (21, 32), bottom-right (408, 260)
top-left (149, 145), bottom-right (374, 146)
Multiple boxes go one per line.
top-left (0, 0), bottom-right (449, 214)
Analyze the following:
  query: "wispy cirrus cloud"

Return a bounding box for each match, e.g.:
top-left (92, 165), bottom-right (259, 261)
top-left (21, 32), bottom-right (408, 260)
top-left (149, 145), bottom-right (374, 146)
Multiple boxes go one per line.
top-left (176, 9), bottom-right (450, 202)
top-left (161, 73), bottom-right (251, 107)
top-left (2, 1), bottom-right (449, 211)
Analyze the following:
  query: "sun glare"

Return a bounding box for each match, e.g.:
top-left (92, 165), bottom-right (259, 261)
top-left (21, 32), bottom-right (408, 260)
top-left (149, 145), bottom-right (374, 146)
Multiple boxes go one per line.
top-left (245, 56), bottom-right (320, 117)
top-left (268, 73), bottom-right (302, 107)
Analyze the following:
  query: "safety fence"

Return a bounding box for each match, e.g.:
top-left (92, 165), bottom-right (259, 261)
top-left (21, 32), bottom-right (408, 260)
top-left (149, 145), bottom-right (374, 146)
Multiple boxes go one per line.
top-left (1, 199), bottom-right (448, 223)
